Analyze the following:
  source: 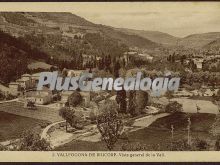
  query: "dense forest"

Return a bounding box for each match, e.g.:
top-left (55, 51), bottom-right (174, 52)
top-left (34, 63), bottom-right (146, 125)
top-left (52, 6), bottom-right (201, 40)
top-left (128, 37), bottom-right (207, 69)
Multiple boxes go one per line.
top-left (0, 31), bottom-right (49, 84)
top-left (0, 30), bottom-right (130, 84)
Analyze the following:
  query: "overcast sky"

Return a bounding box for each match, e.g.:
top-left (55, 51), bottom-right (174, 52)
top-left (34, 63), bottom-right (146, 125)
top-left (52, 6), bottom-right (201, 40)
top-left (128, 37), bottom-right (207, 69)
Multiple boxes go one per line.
top-left (1, 2), bottom-right (220, 37)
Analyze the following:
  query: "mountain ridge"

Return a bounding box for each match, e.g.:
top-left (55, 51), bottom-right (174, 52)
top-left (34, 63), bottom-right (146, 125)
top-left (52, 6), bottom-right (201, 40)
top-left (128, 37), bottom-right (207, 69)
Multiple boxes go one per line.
top-left (0, 12), bottom-right (220, 52)
top-left (115, 28), bottom-right (180, 46)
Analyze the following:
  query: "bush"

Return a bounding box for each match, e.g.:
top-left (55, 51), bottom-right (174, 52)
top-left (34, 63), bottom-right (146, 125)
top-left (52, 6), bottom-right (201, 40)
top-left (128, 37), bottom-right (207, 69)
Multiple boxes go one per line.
top-left (165, 101), bottom-right (183, 113)
top-left (0, 144), bottom-right (7, 151)
top-left (169, 139), bottom-right (192, 151)
top-left (89, 111), bottom-right (96, 123)
top-left (18, 131), bottom-right (51, 151)
top-left (121, 142), bottom-right (148, 151)
top-left (193, 138), bottom-right (209, 151)
top-left (68, 91), bottom-right (82, 107)
top-left (215, 136), bottom-right (220, 151)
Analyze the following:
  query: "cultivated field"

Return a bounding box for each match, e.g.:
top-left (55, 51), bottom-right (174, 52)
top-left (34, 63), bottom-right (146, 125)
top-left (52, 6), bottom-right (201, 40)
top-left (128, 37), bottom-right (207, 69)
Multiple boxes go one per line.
top-left (0, 111), bottom-right (47, 142)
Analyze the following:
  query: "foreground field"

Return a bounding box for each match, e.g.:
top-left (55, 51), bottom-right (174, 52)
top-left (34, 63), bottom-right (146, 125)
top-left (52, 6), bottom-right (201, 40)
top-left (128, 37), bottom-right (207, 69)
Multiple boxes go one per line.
top-left (0, 111), bottom-right (47, 141)
top-left (55, 113), bottom-right (217, 151)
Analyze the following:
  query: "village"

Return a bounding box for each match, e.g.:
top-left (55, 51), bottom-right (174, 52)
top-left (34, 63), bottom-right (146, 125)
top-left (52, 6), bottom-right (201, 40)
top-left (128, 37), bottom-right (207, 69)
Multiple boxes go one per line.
top-left (0, 44), bottom-right (220, 151)
top-left (0, 10), bottom-right (220, 151)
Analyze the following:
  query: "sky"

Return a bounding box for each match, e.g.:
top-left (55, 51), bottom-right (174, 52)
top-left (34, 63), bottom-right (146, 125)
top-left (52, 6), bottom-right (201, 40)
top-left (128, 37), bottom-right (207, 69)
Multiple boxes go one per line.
top-left (0, 2), bottom-right (220, 37)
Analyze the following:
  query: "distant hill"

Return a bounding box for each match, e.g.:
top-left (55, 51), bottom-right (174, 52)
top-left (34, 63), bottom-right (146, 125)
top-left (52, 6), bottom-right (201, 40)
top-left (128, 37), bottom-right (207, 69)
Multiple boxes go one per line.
top-left (28, 12), bottom-right (96, 27)
top-left (177, 32), bottom-right (220, 49)
top-left (101, 26), bottom-right (159, 49)
top-left (203, 38), bottom-right (220, 50)
top-left (117, 28), bottom-right (220, 49)
top-left (116, 28), bottom-right (179, 46)
top-left (0, 12), bottom-right (161, 61)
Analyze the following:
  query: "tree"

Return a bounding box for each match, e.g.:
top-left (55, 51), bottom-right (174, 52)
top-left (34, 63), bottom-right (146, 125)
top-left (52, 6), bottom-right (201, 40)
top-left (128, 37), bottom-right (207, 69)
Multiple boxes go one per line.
top-left (0, 144), bottom-right (7, 151)
top-left (165, 101), bottom-right (183, 113)
top-left (97, 100), bottom-right (124, 150)
top-left (59, 107), bottom-right (70, 132)
top-left (128, 91), bottom-right (136, 116)
top-left (116, 89), bottom-right (127, 113)
top-left (18, 131), bottom-right (51, 151)
top-left (214, 89), bottom-right (220, 101)
top-left (68, 91), bottom-right (82, 107)
top-left (165, 91), bottom-right (174, 102)
top-left (113, 60), bottom-right (121, 78)
top-left (62, 68), bottom-right (68, 77)
top-left (215, 136), bottom-right (220, 151)
top-left (59, 107), bottom-right (81, 132)
top-left (135, 91), bottom-right (149, 115)
top-left (27, 100), bottom-right (36, 109)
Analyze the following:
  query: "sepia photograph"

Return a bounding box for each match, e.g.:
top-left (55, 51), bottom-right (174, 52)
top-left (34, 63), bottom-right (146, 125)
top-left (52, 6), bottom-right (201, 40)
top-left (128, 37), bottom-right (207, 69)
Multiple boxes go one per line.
top-left (0, 2), bottom-right (220, 161)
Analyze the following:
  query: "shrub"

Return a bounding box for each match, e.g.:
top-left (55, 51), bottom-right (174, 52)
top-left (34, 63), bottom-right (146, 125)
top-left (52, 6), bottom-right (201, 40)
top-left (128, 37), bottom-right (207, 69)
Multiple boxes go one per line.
top-left (121, 142), bottom-right (148, 151)
top-left (215, 136), bottom-right (220, 151)
top-left (68, 91), bottom-right (82, 107)
top-left (0, 144), bottom-right (7, 151)
top-left (18, 131), bottom-right (51, 151)
top-left (165, 101), bottom-right (183, 113)
top-left (169, 139), bottom-right (192, 151)
top-left (193, 138), bottom-right (209, 151)
top-left (59, 107), bottom-right (83, 131)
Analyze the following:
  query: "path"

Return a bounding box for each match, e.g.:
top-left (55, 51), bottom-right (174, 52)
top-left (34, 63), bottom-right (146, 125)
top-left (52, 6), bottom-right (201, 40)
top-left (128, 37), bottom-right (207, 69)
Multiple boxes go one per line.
top-left (172, 97), bottom-right (219, 114)
top-left (46, 113), bottom-right (170, 148)
top-left (41, 120), bottom-right (65, 140)
top-left (0, 98), bottom-right (18, 104)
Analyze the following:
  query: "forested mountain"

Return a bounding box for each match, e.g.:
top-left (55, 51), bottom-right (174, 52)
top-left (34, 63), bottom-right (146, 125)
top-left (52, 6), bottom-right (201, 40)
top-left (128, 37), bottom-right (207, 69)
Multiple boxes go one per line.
top-left (1, 12), bottom-right (220, 84)
top-left (116, 28), bottom-right (179, 46)
top-left (0, 12), bottom-right (160, 60)
top-left (0, 31), bottom-right (49, 83)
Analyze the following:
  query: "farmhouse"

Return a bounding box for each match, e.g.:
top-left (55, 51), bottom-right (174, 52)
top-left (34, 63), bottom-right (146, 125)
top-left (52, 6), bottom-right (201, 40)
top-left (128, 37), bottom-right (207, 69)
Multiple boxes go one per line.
top-left (8, 82), bottom-right (20, 95)
top-left (67, 70), bottom-right (85, 77)
top-left (16, 74), bottom-right (33, 89)
top-left (25, 87), bottom-right (53, 105)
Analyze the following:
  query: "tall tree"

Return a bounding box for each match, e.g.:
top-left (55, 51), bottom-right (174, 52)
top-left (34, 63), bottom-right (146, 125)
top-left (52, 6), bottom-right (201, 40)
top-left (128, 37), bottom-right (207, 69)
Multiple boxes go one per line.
top-left (116, 89), bottom-right (127, 113)
top-left (97, 100), bottom-right (123, 150)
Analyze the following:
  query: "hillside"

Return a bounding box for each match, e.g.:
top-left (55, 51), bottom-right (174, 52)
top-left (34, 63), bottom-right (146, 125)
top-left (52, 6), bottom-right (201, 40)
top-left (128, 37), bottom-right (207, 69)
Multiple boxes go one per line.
top-left (100, 26), bottom-right (160, 49)
top-left (116, 28), bottom-right (179, 46)
top-left (177, 32), bottom-right (220, 49)
top-left (0, 30), bottom-right (49, 84)
top-left (203, 38), bottom-right (220, 50)
top-left (116, 28), bottom-right (220, 49)
top-left (0, 12), bottom-right (160, 60)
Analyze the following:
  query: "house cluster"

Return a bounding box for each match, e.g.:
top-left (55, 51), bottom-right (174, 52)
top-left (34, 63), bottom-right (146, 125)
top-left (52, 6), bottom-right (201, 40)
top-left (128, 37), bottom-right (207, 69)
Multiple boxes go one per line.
top-left (82, 54), bottom-right (101, 67)
top-left (123, 51), bottom-right (154, 63)
top-left (24, 86), bottom-right (53, 105)
top-left (9, 73), bottom-right (41, 95)
top-left (12, 70), bottom-right (92, 108)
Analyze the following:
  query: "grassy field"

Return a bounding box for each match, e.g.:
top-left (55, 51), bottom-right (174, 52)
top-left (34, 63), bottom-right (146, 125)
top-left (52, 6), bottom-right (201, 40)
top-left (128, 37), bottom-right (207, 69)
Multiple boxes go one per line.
top-left (55, 113), bottom-right (216, 151)
top-left (0, 111), bottom-right (47, 141)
